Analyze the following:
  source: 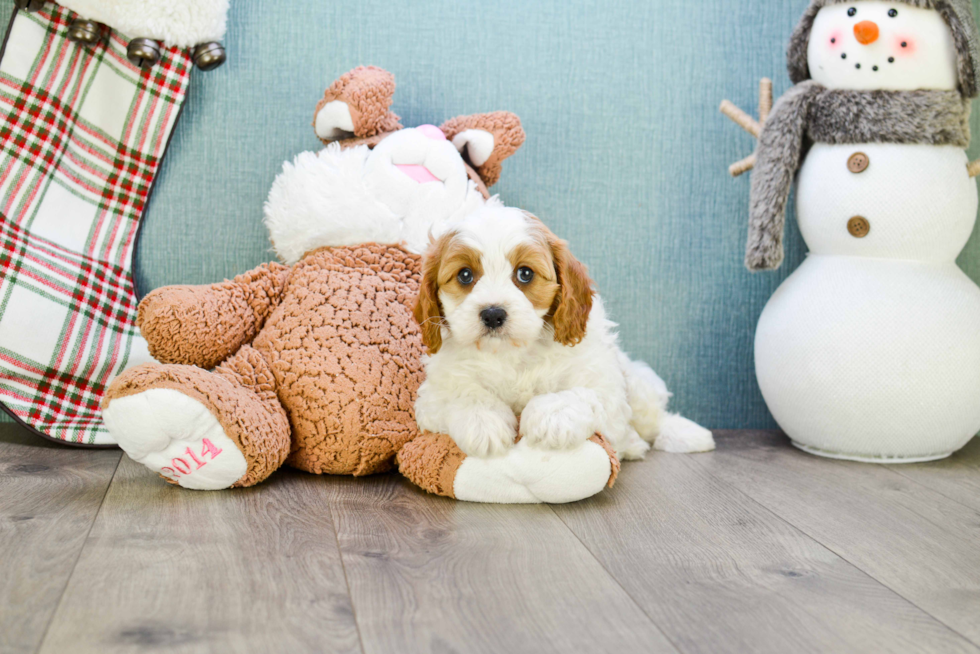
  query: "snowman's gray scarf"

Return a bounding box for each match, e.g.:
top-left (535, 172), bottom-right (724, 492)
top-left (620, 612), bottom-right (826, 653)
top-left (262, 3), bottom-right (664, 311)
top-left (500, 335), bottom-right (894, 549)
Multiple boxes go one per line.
top-left (747, 80), bottom-right (971, 270)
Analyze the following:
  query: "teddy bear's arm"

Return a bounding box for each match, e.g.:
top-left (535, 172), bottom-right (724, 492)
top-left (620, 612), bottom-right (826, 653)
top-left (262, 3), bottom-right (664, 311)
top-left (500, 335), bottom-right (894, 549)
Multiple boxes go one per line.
top-left (137, 262), bottom-right (291, 369)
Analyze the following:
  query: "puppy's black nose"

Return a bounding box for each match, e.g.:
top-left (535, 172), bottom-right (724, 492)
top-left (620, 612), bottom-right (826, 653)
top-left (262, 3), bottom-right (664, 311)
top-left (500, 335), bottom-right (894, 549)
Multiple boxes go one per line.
top-left (480, 306), bottom-right (508, 330)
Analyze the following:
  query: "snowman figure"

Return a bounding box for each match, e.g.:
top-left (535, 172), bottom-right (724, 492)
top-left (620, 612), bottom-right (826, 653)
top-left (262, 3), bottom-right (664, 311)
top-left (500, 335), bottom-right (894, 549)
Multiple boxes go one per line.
top-left (723, 0), bottom-right (980, 461)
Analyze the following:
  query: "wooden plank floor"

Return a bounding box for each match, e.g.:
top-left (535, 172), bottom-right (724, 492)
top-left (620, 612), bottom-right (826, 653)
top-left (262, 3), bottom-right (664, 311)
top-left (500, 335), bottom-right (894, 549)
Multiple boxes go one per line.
top-left (3, 423), bottom-right (979, 654)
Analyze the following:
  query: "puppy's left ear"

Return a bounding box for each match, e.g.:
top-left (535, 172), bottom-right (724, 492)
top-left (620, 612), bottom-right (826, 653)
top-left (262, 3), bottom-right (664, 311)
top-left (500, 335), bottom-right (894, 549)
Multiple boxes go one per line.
top-left (548, 234), bottom-right (594, 346)
top-left (414, 233), bottom-right (453, 353)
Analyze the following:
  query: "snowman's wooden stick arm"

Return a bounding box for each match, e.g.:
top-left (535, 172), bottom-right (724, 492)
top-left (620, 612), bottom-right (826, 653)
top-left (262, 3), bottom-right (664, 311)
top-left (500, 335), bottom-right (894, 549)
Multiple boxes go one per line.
top-left (729, 154), bottom-right (757, 177)
top-left (759, 79), bottom-right (773, 123)
top-left (720, 101), bottom-right (761, 138)
top-left (968, 160), bottom-right (980, 178)
top-left (721, 78), bottom-right (773, 177)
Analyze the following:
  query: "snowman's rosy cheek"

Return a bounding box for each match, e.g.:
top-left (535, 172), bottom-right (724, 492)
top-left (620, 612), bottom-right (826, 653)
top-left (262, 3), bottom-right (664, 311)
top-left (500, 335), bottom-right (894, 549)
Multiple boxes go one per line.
top-left (827, 30), bottom-right (844, 49)
top-left (893, 35), bottom-right (916, 56)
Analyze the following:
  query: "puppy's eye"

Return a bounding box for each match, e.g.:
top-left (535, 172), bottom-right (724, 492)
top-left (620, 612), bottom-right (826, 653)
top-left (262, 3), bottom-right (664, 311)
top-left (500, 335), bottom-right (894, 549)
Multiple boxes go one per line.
top-left (848, 7), bottom-right (857, 16)
top-left (516, 266), bottom-right (535, 284)
top-left (457, 268), bottom-right (474, 285)
top-left (888, 8), bottom-right (898, 17)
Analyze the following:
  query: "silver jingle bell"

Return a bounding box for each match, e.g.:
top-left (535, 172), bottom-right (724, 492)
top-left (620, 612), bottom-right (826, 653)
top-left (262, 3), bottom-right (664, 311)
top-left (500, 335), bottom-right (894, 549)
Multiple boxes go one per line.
top-left (14, 0), bottom-right (46, 12)
top-left (127, 38), bottom-right (160, 70)
top-left (192, 42), bottom-right (226, 71)
top-left (67, 19), bottom-right (104, 46)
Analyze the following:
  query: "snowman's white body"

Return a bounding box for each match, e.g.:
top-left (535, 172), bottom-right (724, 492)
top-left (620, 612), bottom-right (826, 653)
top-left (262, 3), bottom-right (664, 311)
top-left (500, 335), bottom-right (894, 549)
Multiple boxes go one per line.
top-left (757, 144), bottom-right (980, 461)
top-left (754, 1), bottom-right (980, 461)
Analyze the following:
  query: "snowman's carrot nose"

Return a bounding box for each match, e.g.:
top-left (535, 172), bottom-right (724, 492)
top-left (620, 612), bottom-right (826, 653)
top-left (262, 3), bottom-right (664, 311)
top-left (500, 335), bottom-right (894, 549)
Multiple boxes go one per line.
top-left (854, 21), bottom-right (880, 45)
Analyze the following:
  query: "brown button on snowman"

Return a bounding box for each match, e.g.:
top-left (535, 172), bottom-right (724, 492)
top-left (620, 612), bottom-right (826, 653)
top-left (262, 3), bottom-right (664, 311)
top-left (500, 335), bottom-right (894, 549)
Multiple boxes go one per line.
top-left (847, 152), bottom-right (869, 173)
top-left (723, 0), bottom-right (980, 462)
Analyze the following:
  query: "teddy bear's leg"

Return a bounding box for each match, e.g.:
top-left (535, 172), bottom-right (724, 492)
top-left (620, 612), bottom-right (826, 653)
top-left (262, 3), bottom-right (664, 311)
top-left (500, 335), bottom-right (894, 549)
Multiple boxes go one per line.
top-left (397, 432), bottom-right (620, 504)
top-left (102, 346), bottom-right (291, 490)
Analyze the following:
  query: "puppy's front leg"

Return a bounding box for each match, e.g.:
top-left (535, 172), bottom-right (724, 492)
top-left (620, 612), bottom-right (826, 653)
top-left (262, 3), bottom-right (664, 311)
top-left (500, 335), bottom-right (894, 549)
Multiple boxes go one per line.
top-left (446, 401), bottom-right (517, 457)
top-left (520, 388), bottom-right (603, 450)
top-left (415, 384), bottom-right (517, 457)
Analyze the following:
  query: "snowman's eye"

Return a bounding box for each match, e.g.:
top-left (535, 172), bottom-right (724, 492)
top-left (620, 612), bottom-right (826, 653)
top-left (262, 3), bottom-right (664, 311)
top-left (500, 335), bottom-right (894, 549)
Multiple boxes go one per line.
top-left (888, 9), bottom-right (898, 17)
top-left (848, 7), bottom-right (857, 16)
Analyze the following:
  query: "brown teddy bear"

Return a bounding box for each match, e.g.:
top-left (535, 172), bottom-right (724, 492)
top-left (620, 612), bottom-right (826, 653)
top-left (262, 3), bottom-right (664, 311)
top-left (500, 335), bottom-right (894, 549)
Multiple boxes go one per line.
top-left (101, 67), bottom-right (622, 502)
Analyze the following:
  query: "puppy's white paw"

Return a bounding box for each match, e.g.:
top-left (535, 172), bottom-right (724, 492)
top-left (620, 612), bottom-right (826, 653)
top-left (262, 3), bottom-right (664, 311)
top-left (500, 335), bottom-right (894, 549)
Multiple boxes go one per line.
top-left (520, 389), bottom-right (600, 450)
top-left (655, 414), bottom-right (716, 453)
top-left (448, 405), bottom-right (517, 458)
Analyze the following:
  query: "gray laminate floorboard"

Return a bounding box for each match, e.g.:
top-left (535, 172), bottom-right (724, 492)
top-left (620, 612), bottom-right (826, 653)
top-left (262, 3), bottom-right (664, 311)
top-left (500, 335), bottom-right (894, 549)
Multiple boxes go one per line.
top-left (37, 456), bottom-right (361, 654)
top-left (697, 431), bottom-right (980, 649)
top-left (6, 428), bottom-right (980, 654)
top-left (0, 424), bottom-right (121, 654)
top-left (885, 436), bottom-right (980, 512)
top-left (552, 444), bottom-right (979, 654)
top-left (321, 472), bottom-right (677, 654)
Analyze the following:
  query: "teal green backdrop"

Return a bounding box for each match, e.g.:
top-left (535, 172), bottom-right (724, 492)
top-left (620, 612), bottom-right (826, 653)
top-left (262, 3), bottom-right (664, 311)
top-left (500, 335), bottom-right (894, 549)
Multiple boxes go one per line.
top-left (4, 0), bottom-right (980, 428)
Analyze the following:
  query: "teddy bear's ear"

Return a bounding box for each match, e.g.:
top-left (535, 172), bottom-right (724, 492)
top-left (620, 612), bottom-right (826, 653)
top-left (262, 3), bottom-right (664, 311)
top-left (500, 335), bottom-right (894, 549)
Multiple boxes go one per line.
top-left (313, 66), bottom-right (403, 144)
top-left (440, 112), bottom-right (525, 187)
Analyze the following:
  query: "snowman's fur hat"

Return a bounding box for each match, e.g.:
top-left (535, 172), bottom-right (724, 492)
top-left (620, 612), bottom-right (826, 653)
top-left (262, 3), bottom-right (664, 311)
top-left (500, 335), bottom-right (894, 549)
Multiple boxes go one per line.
top-left (787, 0), bottom-right (980, 97)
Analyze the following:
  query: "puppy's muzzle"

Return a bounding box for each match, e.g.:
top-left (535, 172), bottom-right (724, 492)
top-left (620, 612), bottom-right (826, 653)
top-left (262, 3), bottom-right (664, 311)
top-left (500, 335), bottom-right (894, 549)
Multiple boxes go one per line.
top-left (480, 306), bottom-right (508, 330)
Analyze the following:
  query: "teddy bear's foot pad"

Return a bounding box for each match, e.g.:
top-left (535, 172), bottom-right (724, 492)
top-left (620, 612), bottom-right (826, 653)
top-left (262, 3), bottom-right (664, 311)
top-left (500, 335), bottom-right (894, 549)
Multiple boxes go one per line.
top-left (103, 388), bottom-right (247, 490)
top-left (453, 439), bottom-right (612, 504)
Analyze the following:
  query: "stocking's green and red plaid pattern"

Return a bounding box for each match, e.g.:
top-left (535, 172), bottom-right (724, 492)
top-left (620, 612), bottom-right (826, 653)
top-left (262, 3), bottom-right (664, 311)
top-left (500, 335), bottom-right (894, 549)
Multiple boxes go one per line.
top-left (0, 3), bottom-right (191, 444)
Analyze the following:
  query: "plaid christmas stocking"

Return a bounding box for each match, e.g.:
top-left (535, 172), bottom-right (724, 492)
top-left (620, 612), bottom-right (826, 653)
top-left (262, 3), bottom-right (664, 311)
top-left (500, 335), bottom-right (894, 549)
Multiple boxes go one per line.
top-left (0, 2), bottom-right (225, 445)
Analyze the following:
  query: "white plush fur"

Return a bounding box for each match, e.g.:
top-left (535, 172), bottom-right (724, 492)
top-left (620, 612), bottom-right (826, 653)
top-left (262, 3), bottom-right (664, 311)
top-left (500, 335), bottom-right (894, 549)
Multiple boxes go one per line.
top-left (414, 206), bottom-right (715, 460)
top-left (59, 0), bottom-right (229, 47)
top-left (452, 129), bottom-right (495, 167)
top-left (808, 1), bottom-right (958, 91)
top-left (314, 101), bottom-right (355, 141)
top-left (264, 128), bottom-right (489, 264)
top-left (453, 438), bottom-right (613, 503)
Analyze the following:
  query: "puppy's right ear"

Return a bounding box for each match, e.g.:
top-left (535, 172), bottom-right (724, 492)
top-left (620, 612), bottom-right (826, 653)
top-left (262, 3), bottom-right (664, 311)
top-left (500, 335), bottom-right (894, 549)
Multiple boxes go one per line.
top-left (548, 232), bottom-right (594, 347)
top-left (414, 233), bottom-right (453, 354)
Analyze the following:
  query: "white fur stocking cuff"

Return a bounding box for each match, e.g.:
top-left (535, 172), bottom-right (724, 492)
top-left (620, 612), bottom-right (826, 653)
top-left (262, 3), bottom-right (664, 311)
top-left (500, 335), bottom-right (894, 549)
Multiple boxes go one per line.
top-left (57, 0), bottom-right (230, 47)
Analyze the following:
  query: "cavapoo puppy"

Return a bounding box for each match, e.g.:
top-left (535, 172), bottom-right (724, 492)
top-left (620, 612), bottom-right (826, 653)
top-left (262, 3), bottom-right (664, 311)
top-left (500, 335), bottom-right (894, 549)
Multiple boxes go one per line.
top-left (413, 205), bottom-right (714, 460)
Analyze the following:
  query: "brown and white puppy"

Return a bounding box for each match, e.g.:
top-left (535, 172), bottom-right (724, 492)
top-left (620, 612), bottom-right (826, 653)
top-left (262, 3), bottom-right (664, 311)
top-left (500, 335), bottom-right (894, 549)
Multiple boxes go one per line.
top-left (413, 206), bottom-right (715, 459)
